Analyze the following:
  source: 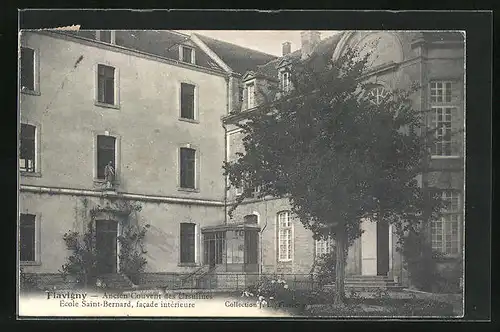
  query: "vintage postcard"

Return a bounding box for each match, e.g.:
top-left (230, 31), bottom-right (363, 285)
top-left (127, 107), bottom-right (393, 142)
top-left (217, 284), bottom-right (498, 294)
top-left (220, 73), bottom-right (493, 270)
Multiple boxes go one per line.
top-left (18, 27), bottom-right (465, 318)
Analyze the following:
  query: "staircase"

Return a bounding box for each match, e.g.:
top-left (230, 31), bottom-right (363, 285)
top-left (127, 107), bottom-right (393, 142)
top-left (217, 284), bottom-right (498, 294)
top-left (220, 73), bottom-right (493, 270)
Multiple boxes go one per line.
top-left (179, 266), bottom-right (212, 289)
top-left (343, 275), bottom-right (404, 292)
top-left (98, 273), bottom-right (135, 290)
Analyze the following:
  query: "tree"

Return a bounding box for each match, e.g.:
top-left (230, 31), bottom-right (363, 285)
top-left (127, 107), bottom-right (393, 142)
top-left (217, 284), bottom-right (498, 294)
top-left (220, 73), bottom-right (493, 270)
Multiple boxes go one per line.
top-left (223, 46), bottom-right (443, 305)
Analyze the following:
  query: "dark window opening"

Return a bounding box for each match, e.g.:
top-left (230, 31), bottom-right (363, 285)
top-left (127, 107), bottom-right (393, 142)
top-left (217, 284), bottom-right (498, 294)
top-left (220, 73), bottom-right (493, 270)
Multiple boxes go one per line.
top-left (244, 231), bottom-right (258, 264)
top-left (180, 147), bottom-right (196, 189)
top-left (180, 223), bottom-right (196, 263)
top-left (20, 214), bottom-right (36, 262)
top-left (181, 47), bottom-right (194, 63)
top-left (99, 31), bottom-right (112, 43)
top-left (181, 83), bottom-right (195, 120)
top-left (97, 135), bottom-right (116, 180)
top-left (244, 214), bottom-right (258, 225)
top-left (21, 47), bottom-right (35, 91)
top-left (204, 231), bottom-right (225, 265)
top-left (97, 64), bottom-right (115, 105)
top-left (20, 124), bottom-right (36, 172)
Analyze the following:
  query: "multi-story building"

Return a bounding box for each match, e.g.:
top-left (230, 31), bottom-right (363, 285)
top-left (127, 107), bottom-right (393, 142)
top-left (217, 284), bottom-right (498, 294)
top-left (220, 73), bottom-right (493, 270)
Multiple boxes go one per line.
top-left (224, 31), bottom-right (465, 288)
top-left (18, 29), bottom-right (464, 290)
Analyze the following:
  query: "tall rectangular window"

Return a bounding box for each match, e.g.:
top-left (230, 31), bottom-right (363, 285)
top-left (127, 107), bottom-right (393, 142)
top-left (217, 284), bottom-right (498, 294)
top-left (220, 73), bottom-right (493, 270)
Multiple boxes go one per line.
top-left (315, 236), bottom-right (334, 257)
top-left (180, 147), bottom-right (196, 189)
top-left (429, 81), bottom-right (460, 156)
top-left (247, 83), bottom-right (255, 109)
top-left (431, 191), bottom-right (461, 255)
top-left (180, 223), bottom-right (196, 264)
top-left (21, 47), bottom-right (35, 91)
top-left (20, 214), bottom-right (36, 262)
top-left (280, 70), bottom-right (291, 93)
top-left (180, 83), bottom-right (195, 120)
top-left (97, 64), bottom-right (115, 105)
top-left (97, 135), bottom-right (116, 180)
top-left (181, 46), bottom-right (194, 64)
top-left (278, 211), bottom-right (292, 261)
top-left (20, 124), bottom-right (36, 173)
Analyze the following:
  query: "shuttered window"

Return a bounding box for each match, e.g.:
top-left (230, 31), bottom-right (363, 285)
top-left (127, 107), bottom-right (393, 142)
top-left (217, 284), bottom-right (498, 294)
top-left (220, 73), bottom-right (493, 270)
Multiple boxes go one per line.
top-left (97, 64), bottom-right (115, 105)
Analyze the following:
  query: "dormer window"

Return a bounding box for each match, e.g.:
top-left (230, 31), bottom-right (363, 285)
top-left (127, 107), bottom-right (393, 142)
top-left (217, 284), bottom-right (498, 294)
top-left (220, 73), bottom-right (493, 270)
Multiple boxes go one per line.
top-left (279, 70), bottom-right (291, 93)
top-left (247, 82), bottom-right (255, 109)
top-left (180, 46), bottom-right (195, 64)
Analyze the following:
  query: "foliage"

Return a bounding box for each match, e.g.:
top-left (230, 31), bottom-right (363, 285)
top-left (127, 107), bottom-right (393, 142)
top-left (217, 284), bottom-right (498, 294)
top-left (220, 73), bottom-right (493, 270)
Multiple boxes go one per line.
top-left (59, 222), bottom-right (99, 287)
top-left (312, 245), bottom-right (348, 287)
top-left (20, 267), bottom-right (39, 291)
top-left (118, 223), bottom-right (150, 285)
top-left (223, 45), bottom-right (444, 303)
top-left (244, 276), bottom-right (298, 309)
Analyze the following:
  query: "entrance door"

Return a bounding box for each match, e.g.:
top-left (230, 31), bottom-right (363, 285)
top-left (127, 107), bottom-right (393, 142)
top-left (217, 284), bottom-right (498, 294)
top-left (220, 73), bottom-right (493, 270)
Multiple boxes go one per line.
top-left (203, 232), bottom-right (225, 267)
top-left (376, 221), bottom-right (389, 276)
top-left (244, 230), bottom-right (258, 272)
top-left (96, 220), bottom-right (118, 274)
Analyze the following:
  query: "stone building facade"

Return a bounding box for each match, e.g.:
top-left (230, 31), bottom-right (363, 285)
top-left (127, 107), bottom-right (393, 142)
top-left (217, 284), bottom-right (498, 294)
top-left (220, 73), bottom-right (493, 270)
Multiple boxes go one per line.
top-left (18, 30), bottom-right (464, 289)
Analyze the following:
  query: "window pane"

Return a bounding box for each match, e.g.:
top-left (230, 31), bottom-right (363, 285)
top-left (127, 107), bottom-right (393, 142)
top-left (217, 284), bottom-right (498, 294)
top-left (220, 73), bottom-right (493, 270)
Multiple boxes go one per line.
top-left (182, 47), bottom-right (193, 63)
top-left (97, 136), bottom-right (116, 179)
top-left (180, 148), bottom-right (195, 188)
top-left (181, 83), bottom-right (195, 119)
top-left (100, 31), bottom-right (112, 43)
top-left (20, 124), bottom-right (36, 172)
top-left (97, 65), bottom-right (115, 104)
top-left (20, 214), bottom-right (36, 262)
top-left (180, 223), bottom-right (196, 263)
top-left (21, 47), bottom-right (35, 91)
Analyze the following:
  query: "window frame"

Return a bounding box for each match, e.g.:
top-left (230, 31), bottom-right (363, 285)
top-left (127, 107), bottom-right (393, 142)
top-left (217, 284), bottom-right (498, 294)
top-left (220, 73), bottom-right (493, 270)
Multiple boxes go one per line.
top-left (178, 144), bottom-right (199, 192)
top-left (179, 45), bottom-right (196, 64)
top-left (277, 211), bottom-right (293, 262)
top-left (315, 236), bottom-right (335, 258)
top-left (179, 222), bottom-right (198, 265)
top-left (279, 69), bottom-right (291, 94)
top-left (431, 190), bottom-right (462, 256)
top-left (368, 86), bottom-right (389, 105)
top-left (93, 131), bottom-right (120, 184)
top-left (19, 45), bottom-right (40, 95)
top-left (19, 121), bottom-right (41, 177)
top-left (179, 82), bottom-right (198, 122)
top-left (94, 63), bottom-right (120, 109)
top-left (429, 80), bottom-right (461, 158)
top-left (246, 82), bottom-right (256, 109)
top-left (19, 212), bottom-right (41, 266)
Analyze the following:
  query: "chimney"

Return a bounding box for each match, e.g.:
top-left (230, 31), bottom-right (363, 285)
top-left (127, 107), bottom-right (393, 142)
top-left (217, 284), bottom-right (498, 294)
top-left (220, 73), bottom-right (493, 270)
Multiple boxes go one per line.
top-left (300, 31), bottom-right (321, 60)
top-left (282, 42), bottom-right (291, 56)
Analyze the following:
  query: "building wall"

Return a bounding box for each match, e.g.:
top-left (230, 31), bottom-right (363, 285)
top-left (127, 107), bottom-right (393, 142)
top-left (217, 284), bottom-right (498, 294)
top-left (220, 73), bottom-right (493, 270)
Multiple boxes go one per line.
top-left (20, 31), bottom-right (227, 200)
top-left (20, 191), bottom-right (224, 274)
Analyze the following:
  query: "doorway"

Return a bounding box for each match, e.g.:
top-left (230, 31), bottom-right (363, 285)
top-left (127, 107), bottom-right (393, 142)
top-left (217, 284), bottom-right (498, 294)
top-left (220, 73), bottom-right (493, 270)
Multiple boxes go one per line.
top-left (203, 231), bottom-right (225, 267)
top-left (376, 221), bottom-right (389, 276)
top-left (95, 220), bottom-right (118, 274)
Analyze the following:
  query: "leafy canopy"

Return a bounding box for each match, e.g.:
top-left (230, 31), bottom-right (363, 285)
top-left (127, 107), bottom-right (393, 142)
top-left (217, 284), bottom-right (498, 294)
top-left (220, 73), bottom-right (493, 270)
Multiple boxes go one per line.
top-left (223, 47), bottom-right (442, 241)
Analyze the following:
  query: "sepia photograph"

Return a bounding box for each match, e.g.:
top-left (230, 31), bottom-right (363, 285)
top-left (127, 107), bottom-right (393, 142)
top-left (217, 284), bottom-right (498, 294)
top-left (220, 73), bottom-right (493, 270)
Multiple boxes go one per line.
top-left (18, 26), bottom-right (466, 318)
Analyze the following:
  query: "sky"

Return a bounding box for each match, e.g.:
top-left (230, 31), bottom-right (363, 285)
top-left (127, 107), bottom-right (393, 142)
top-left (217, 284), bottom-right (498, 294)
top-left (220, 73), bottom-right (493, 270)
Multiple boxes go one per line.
top-left (177, 30), bottom-right (340, 56)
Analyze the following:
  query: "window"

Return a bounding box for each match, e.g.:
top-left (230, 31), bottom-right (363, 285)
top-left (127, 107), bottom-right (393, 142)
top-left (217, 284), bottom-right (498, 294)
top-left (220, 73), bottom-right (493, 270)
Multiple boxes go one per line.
top-left (431, 191), bottom-right (461, 255)
top-left (20, 214), bottom-right (36, 262)
top-left (430, 82), bottom-right (452, 103)
top-left (21, 47), bottom-right (35, 91)
top-left (247, 83), bottom-right (255, 109)
top-left (98, 31), bottom-right (113, 43)
top-left (97, 135), bottom-right (116, 180)
top-left (180, 147), bottom-right (196, 189)
top-left (180, 83), bottom-right (195, 120)
top-left (368, 86), bottom-right (389, 105)
top-left (278, 211), bottom-right (292, 261)
top-left (239, 86), bottom-right (244, 103)
top-left (97, 64), bottom-right (115, 105)
top-left (180, 46), bottom-right (195, 64)
top-left (180, 223), bottom-right (196, 264)
top-left (429, 81), bottom-right (459, 157)
top-left (279, 70), bottom-right (291, 93)
top-left (20, 124), bottom-right (36, 173)
top-left (315, 236), bottom-right (335, 257)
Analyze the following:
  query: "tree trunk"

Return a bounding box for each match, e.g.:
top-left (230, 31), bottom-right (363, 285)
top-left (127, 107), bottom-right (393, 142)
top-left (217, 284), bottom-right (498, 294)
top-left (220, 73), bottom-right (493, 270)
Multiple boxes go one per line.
top-left (334, 226), bottom-right (346, 305)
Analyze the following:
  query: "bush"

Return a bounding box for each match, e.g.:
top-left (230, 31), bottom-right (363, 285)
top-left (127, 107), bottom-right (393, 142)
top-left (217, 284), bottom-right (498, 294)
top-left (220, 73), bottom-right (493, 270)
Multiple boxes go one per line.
top-left (118, 224), bottom-right (149, 285)
top-left (244, 275), bottom-right (298, 309)
top-left (20, 268), bottom-right (38, 291)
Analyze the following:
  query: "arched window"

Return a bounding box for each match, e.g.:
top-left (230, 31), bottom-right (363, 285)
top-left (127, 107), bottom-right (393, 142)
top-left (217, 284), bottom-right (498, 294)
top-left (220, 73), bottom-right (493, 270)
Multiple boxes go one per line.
top-left (368, 86), bottom-right (389, 105)
top-left (277, 211), bottom-right (292, 261)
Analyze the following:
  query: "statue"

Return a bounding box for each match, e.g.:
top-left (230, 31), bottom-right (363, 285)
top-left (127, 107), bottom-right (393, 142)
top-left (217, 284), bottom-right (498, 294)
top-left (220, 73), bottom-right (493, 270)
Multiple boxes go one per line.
top-left (104, 161), bottom-right (115, 189)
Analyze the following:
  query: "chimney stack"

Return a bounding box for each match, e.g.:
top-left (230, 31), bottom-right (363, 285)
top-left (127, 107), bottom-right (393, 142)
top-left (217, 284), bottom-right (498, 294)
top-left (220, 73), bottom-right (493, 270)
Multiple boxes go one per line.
top-left (282, 42), bottom-right (291, 56)
top-left (300, 31), bottom-right (321, 60)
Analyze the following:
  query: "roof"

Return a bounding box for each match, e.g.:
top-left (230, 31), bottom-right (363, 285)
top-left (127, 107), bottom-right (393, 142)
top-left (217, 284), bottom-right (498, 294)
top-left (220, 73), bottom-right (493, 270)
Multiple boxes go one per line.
top-left (194, 33), bottom-right (278, 75)
top-left (254, 32), bottom-right (345, 79)
top-left (62, 30), bottom-right (224, 72)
